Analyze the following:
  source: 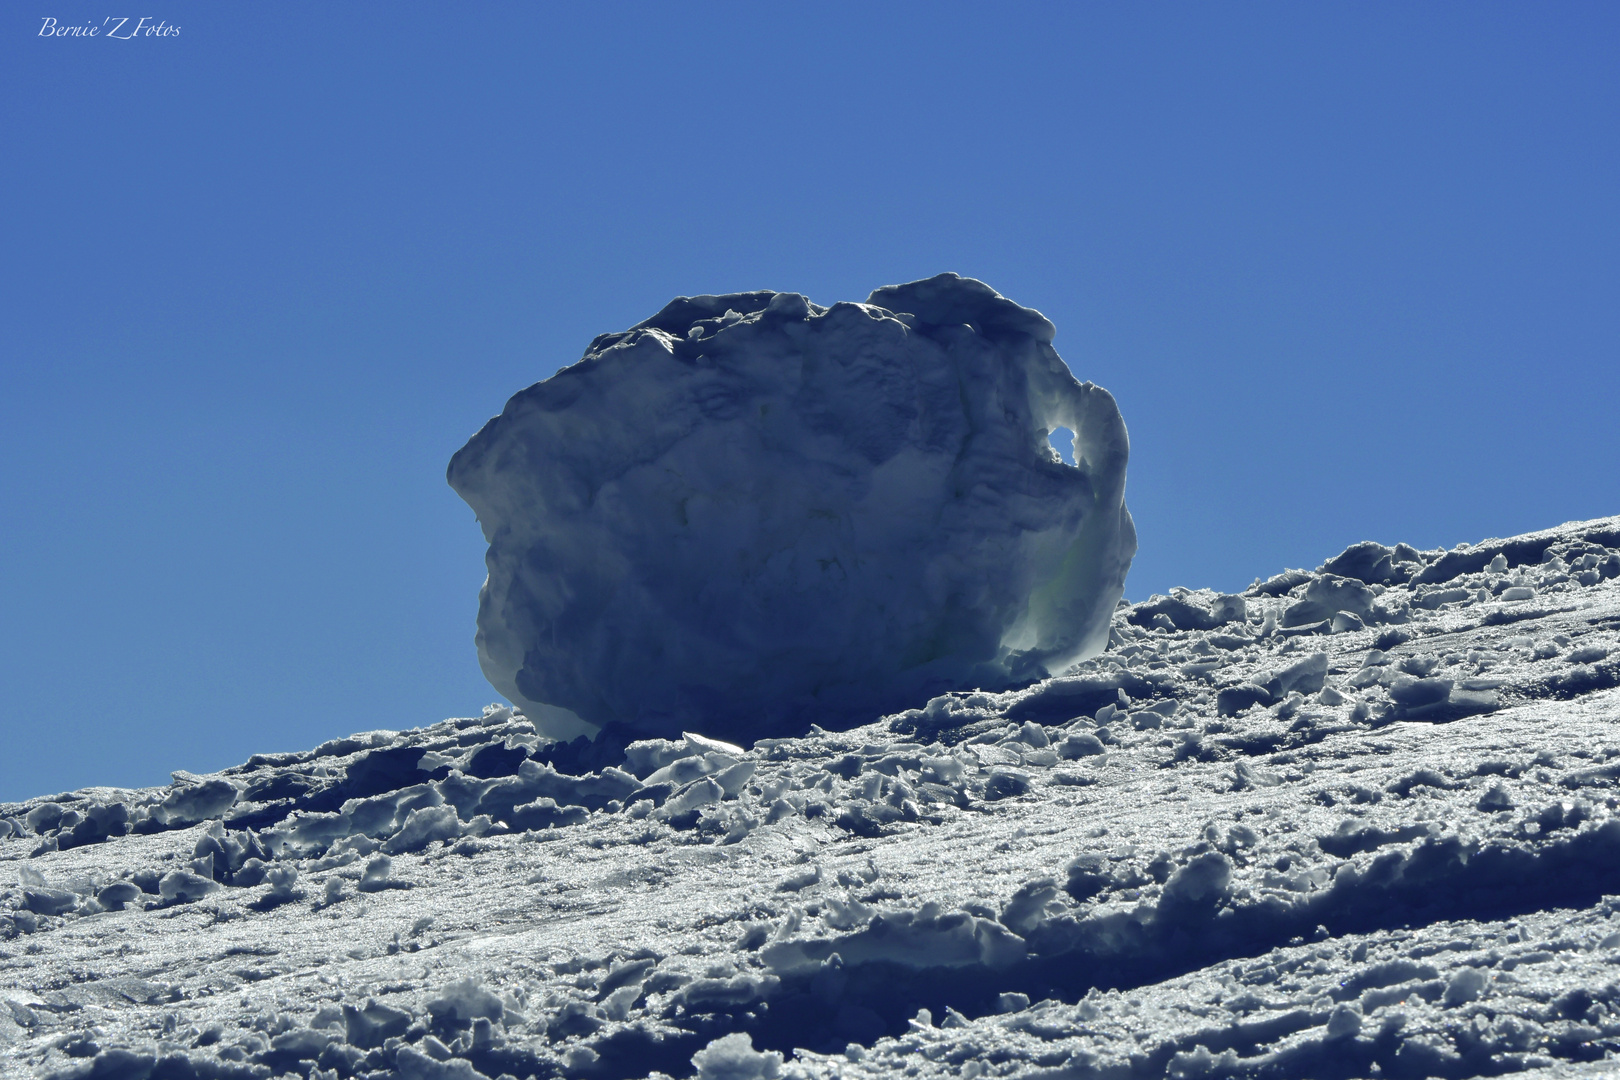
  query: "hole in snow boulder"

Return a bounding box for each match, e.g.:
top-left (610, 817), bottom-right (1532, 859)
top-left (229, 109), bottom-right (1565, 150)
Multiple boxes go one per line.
top-left (1047, 425), bottom-right (1076, 465)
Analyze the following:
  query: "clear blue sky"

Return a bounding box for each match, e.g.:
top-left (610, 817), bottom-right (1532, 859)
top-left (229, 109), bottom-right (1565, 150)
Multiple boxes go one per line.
top-left (3, 3), bottom-right (1616, 801)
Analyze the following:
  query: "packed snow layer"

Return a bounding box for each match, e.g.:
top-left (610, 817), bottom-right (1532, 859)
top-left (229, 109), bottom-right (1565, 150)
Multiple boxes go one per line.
top-left (5, 515), bottom-right (1620, 1080)
top-left (448, 274), bottom-right (1136, 743)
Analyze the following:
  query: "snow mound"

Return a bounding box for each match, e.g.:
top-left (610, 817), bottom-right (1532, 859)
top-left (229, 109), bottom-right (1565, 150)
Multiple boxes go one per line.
top-left (448, 274), bottom-right (1135, 743)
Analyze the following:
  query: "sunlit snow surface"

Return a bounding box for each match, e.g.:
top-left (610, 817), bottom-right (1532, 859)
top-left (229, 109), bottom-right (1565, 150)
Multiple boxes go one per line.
top-left (5, 516), bottom-right (1620, 1080)
top-left (447, 274), bottom-right (1135, 744)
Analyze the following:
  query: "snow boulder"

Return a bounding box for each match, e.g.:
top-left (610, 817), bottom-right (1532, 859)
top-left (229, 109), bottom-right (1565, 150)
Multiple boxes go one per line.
top-left (448, 274), bottom-right (1136, 743)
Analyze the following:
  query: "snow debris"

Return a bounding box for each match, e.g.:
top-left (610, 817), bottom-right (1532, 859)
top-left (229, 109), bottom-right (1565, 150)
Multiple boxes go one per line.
top-left (448, 273), bottom-right (1136, 744)
top-left (426, 978), bottom-right (505, 1028)
top-left (156, 869), bottom-right (217, 904)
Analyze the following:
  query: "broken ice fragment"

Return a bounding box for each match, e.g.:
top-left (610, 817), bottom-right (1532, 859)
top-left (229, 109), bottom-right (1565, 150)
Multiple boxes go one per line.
top-left (691, 1032), bottom-right (783, 1080)
top-left (22, 887), bottom-right (78, 916)
top-left (1262, 651), bottom-right (1329, 698)
top-left (157, 870), bottom-right (218, 904)
top-left (1326, 1003), bottom-right (1363, 1039)
top-left (358, 855), bottom-right (392, 891)
top-left (1057, 732), bottom-right (1106, 758)
top-left (984, 766), bottom-right (1032, 800)
top-left (156, 779), bottom-right (239, 826)
top-left (1388, 676), bottom-right (1453, 708)
top-left (427, 978), bottom-right (505, 1028)
top-left (662, 777), bottom-right (724, 818)
top-left (383, 805), bottom-right (460, 853)
top-left (24, 803), bottom-right (65, 833)
top-left (265, 864), bottom-right (298, 898)
top-left (1321, 541), bottom-right (1405, 585)
top-left (96, 881), bottom-right (142, 910)
top-left (1331, 610), bottom-right (1365, 633)
top-left (1217, 684), bottom-right (1273, 716)
top-left (1159, 851), bottom-right (1232, 912)
top-left (1442, 966), bottom-right (1489, 1006)
top-left (343, 1000), bottom-right (411, 1049)
top-left (1282, 576), bottom-right (1376, 628)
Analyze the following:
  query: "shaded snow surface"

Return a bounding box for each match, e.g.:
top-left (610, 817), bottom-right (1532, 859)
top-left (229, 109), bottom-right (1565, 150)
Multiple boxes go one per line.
top-left (447, 274), bottom-right (1136, 744)
top-left (6, 515), bottom-right (1620, 1080)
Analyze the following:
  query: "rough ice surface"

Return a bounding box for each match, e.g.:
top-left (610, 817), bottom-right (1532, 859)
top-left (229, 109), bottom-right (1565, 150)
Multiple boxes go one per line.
top-left (6, 514), bottom-right (1620, 1080)
top-left (448, 274), bottom-right (1136, 744)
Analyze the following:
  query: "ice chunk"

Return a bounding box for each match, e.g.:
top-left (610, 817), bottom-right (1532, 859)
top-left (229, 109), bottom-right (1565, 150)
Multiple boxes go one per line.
top-left (269, 1027), bottom-right (334, 1060)
top-left (61, 802), bottom-right (131, 849)
top-left (383, 805), bottom-right (460, 854)
top-left (1443, 967), bottom-right (1488, 1005)
top-left (1129, 594), bottom-right (1223, 632)
top-left (623, 738), bottom-right (693, 778)
top-left (358, 855), bottom-right (393, 892)
top-left (661, 776), bottom-right (723, 818)
top-left (427, 978), bottom-right (504, 1027)
top-left (1419, 587), bottom-right (1471, 610)
top-left (265, 864), bottom-right (299, 899)
top-left (1058, 732), bottom-right (1106, 758)
top-left (24, 803), bottom-right (65, 834)
top-left (21, 866), bottom-right (72, 896)
top-left (157, 870), bottom-right (219, 904)
top-left (1159, 851), bottom-right (1232, 913)
top-left (1282, 576), bottom-right (1376, 628)
top-left (1217, 684), bottom-right (1273, 716)
top-left (1262, 651), bottom-right (1329, 698)
top-left (96, 881), bottom-right (142, 910)
top-left (1001, 878), bottom-right (1060, 935)
top-left (985, 766), bottom-right (1032, 800)
top-left (343, 784), bottom-right (443, 839)
top-left (156, 778), bottom-right (240, 826)
top-left (1326, 1003), bottom-right (1362, 1039)
top-left (342, 1000), bottom-right (412, 1049)
top-left (1331, 610), bottom-right (1365, 633)
top-left (449, 274), bottom-right (1135, 743)
top-left (1320, 541), bottom-right (1404, 585)
top-left (1389, 676), bottom-right (1454, 708)
top-left (691, 1031), bottom-right (783, 1080)
top-left (22, 887), bottom-right (79, 916)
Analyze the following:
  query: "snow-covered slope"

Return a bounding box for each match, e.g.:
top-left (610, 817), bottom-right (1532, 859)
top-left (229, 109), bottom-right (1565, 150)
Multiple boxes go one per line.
top-left (447, 274), bottom-right (1135, 744)
top-left (4, 515), bottom-right (1620, 1080)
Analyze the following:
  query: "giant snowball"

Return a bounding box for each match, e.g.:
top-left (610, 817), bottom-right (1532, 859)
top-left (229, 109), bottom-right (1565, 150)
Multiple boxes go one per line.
top-left (448, 274), bottom-right (1136, 744)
